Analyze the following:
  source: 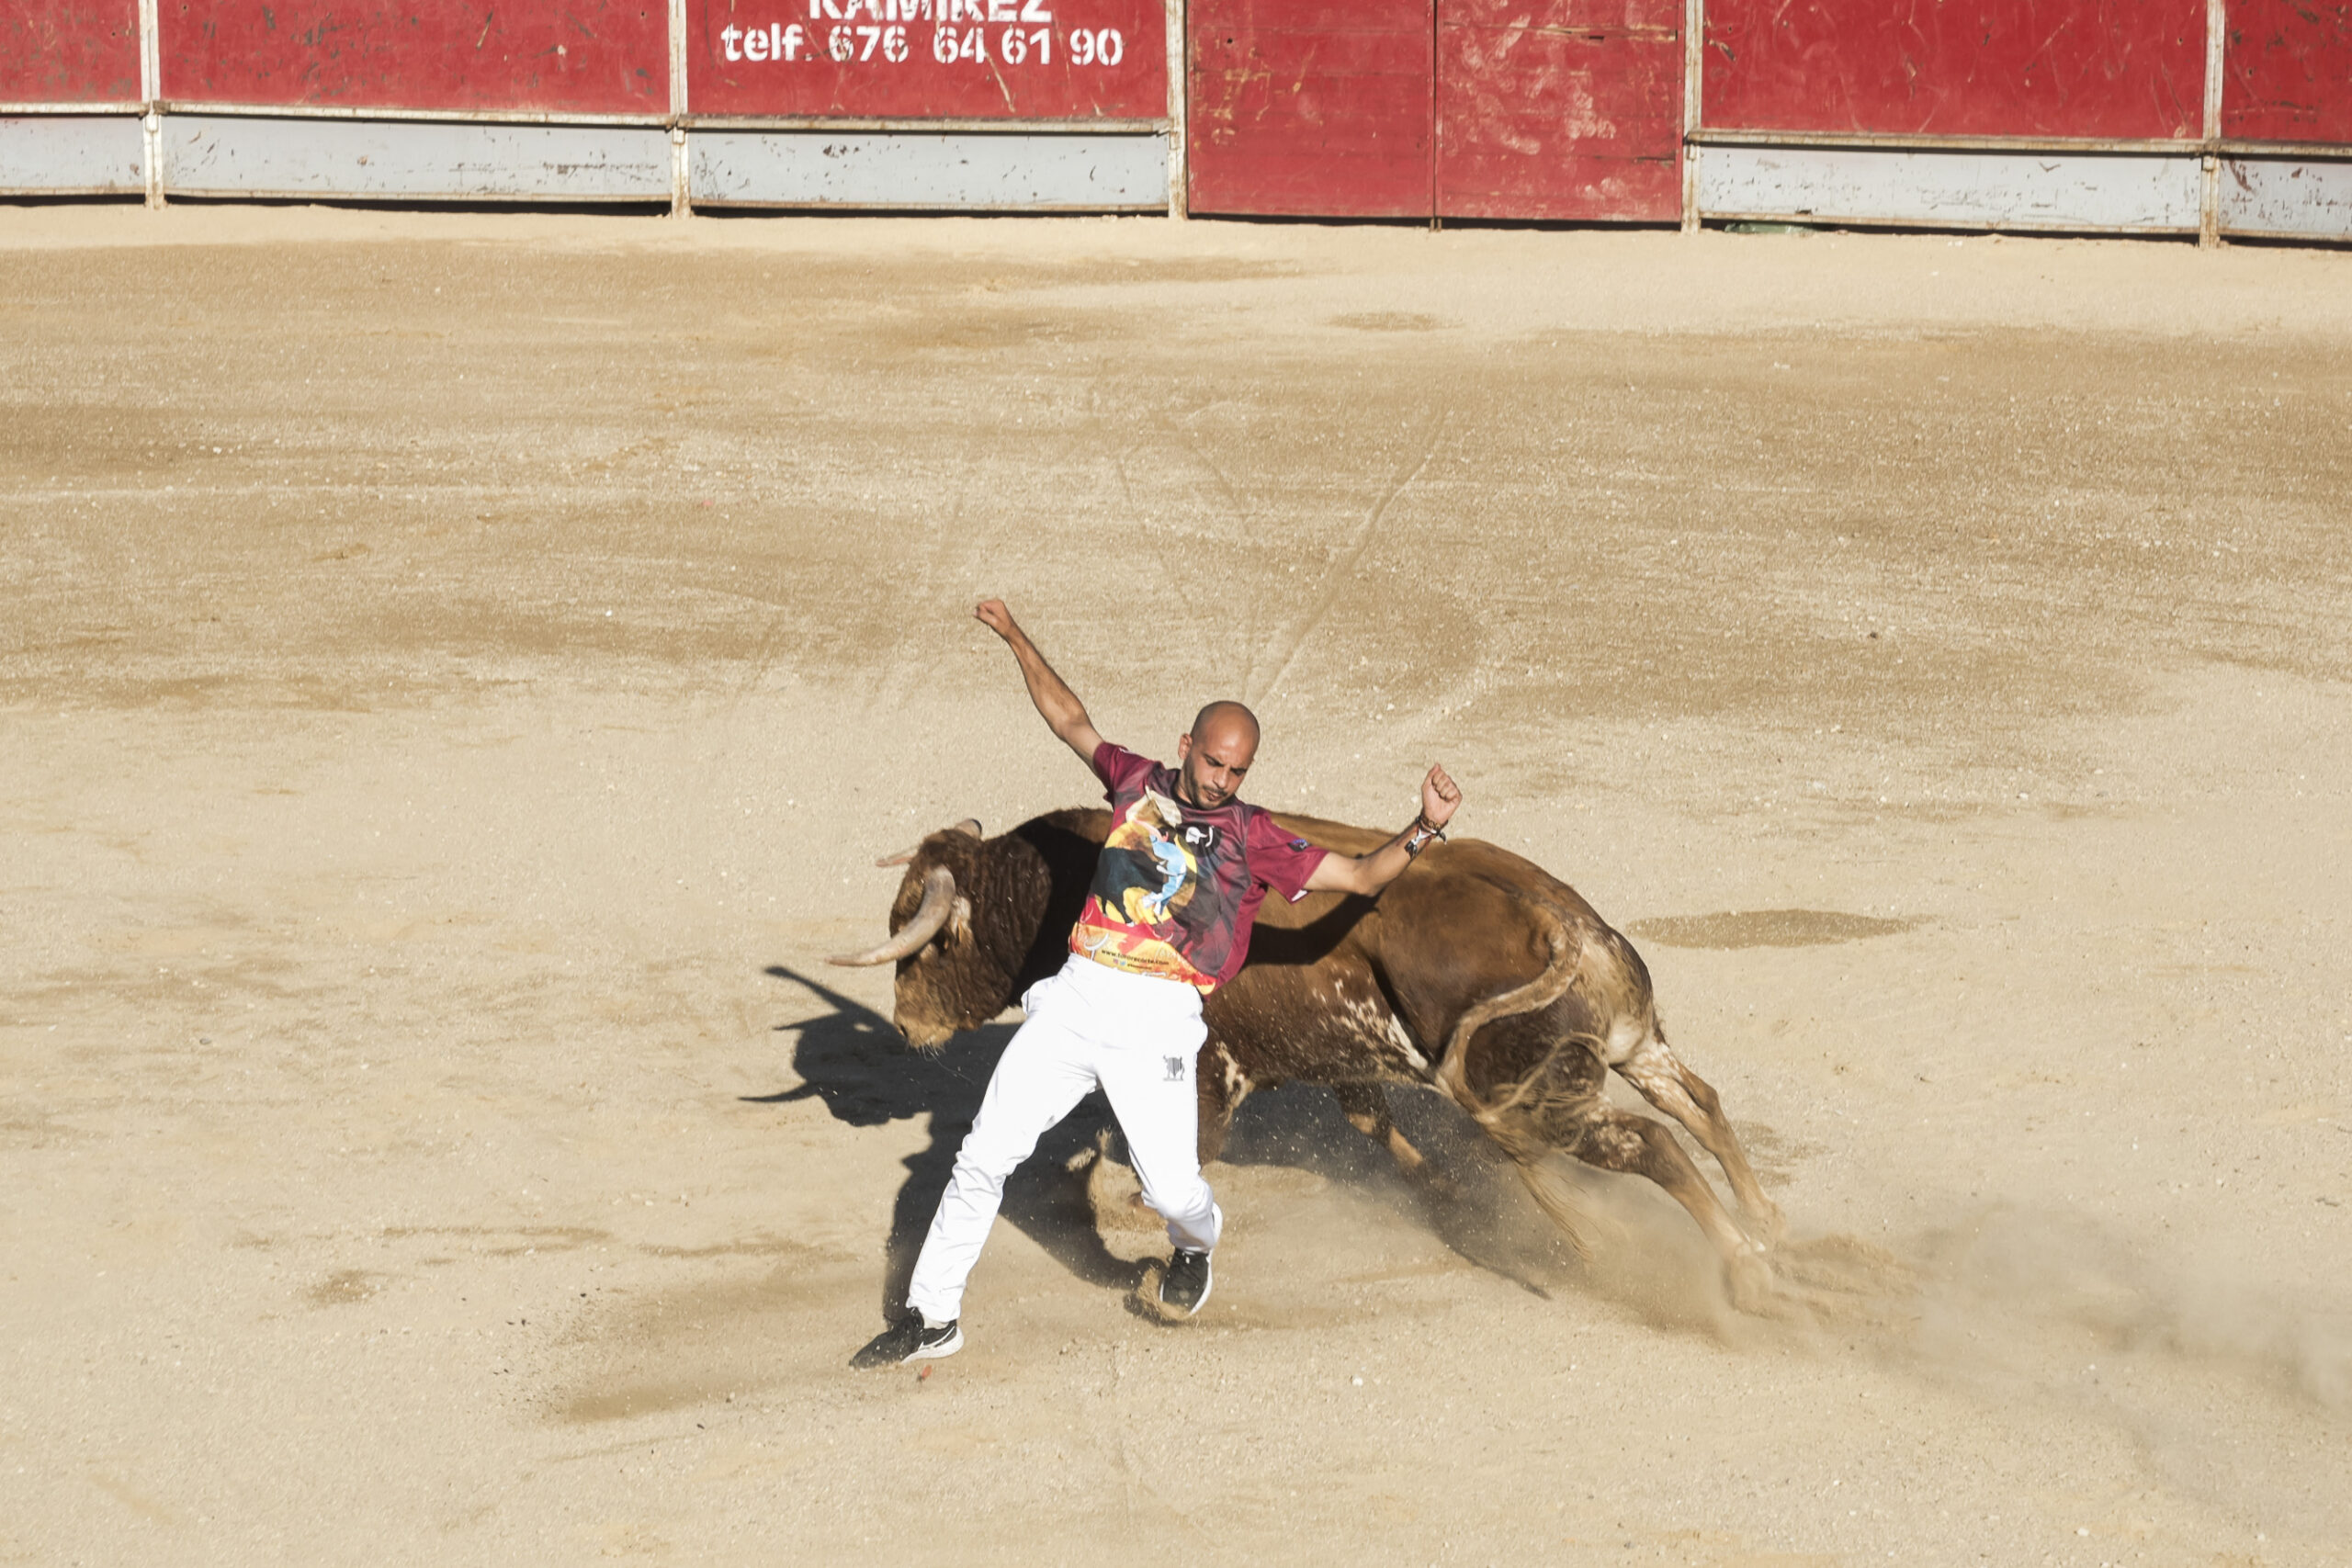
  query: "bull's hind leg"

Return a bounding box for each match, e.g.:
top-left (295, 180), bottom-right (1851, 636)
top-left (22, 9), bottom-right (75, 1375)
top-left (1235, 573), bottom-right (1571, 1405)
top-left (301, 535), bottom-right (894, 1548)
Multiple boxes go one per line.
top-left (1561, 1107), bottom-right (1775, 1311)
top-left (1457, 1012), bottom-right (1775, 1310)
top-left (1613, 1031), bottom-right (1785, 1247)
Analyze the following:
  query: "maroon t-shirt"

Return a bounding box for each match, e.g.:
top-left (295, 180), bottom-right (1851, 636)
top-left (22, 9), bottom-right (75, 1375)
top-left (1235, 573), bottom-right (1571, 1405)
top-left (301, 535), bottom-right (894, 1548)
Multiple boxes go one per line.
top-left (1068, 742), bottom-right (1329, 992)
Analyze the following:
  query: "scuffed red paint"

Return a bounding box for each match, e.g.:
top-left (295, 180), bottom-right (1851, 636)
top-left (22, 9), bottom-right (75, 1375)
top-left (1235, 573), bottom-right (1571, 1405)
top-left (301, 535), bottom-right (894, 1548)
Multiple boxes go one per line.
top-left (2222, 0), bottom-right (2352, 143)
top-left (1702, 0), bottom-right (2206, 140)
top-left (1439, 0), bottom-right (1680, 220)
top-left (161, 0), bottom-right (667, 112)
top-left (686, 0), bottom-right (1168, 121)
top-left (1, 0), bottom-right (141, 102)
top-left (1188, 0), bottom-right (1434, 217)
top-left (1190, 0), bottom-right (1680, 220)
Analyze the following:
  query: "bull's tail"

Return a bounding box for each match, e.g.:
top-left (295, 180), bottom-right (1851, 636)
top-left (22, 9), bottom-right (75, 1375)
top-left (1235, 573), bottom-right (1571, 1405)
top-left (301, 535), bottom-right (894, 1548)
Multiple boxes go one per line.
top-left (1430, 903), bottom-right (1582, 1102)
top-left (1430, 904), bottom-right (1621, 1259)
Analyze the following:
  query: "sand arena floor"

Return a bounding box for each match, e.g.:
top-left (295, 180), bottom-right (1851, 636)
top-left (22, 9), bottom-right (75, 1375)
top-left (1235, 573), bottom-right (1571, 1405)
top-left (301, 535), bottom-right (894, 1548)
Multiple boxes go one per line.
top-left (3, 205), bottom-right (2350, 1566)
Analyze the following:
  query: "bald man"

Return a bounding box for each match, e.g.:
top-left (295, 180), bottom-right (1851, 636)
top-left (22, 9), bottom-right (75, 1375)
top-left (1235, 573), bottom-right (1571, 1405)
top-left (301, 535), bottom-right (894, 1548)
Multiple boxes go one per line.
top-left (860, 600), bottom-right (1461, 1365)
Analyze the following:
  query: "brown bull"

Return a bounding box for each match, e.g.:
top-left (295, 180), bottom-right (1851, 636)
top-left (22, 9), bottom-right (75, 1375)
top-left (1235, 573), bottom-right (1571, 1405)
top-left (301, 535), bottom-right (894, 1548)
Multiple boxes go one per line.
top-left (832, 810), bottom-right (1784, 1308)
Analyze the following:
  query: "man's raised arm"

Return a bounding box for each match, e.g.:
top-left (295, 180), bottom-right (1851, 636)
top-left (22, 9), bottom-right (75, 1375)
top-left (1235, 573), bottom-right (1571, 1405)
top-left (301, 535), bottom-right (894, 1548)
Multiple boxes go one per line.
top-left (975, 600), bottom-right (1106, 767)
top-left (1304, 764), bottom-right (1463, 897)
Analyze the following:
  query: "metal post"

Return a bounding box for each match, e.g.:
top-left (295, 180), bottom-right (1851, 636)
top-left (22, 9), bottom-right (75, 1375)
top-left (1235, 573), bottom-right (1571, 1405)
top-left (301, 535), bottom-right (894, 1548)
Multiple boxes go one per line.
top-left (1165, 0), bottom-right (1187, 218)
top-left (138, 0), bottom-right (162, 207)
top-left (1429, 0), bottom-right (1440, 228)
top-left (670, 0), bottom-right (691, 217)
top-left (2200, 0), bottom-right (2224, 246)
top-left (1681, 0), bottom-right (1702, 231)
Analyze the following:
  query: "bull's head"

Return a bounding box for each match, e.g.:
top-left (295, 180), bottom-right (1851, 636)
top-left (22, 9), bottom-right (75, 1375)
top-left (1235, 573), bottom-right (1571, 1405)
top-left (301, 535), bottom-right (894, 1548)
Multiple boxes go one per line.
top-left (827, 818), bottom-right (1027, 1048)
top-left (829, 810), bottom-right (1106, 1048)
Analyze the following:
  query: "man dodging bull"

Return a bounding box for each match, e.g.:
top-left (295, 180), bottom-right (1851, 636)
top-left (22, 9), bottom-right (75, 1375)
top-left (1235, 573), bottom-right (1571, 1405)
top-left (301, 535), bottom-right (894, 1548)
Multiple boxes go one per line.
top-left (853, 599), bottom-right (1462, 1365)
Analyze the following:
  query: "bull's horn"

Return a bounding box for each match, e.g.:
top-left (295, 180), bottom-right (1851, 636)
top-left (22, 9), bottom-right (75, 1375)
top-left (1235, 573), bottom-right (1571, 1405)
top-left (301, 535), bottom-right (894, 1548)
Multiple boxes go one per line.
top-left (875, 818), bottom-right (983, 866)
top-left (827, 867), bottom-right (956, 966)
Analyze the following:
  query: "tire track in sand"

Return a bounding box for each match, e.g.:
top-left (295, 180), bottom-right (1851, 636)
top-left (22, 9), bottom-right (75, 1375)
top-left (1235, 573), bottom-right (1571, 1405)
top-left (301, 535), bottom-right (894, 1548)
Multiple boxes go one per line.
top-left (1245, 409), bottom-right (1450, 710)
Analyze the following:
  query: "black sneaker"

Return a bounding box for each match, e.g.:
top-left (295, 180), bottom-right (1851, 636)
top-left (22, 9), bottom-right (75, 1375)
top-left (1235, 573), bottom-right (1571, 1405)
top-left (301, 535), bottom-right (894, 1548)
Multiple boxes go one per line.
top-left (1160, 1247), bottom-right (1213, 1315)
top-left (849, 1316), bottom-right (962, 1369)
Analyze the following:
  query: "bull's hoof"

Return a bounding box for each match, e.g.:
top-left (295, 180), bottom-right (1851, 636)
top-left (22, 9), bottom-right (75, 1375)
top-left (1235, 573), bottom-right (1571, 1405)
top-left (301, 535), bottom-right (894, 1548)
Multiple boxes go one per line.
top-left (1727, 1247), bottom-right (1781, 1316)
top-left (1743, 1199), bottom-right (1789, 1250)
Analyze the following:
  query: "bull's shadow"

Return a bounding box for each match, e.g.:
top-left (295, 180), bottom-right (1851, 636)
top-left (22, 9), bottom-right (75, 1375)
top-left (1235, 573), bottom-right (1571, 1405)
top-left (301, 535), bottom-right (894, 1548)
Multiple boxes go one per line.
top-left (752, 966), bottom-right (1139, 1325)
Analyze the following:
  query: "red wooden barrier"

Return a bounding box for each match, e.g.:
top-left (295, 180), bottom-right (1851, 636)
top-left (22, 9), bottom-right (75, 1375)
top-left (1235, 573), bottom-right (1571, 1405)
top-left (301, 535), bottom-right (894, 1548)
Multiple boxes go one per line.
top-left (1436, 0), bottom-right (1679, 220)
top-left (1, 0), bottom-right (141, 103)
top-left (687, 0), bottom-right (1165, 118)
top-left (1702, 0), bottom-right (2205, 140)
top-left (158, 0), bottom-right (667, 113)
top-left (1188, 0), bottom-right (1432, 218)
top-left (2224, 0), bottom-right (2352, 144)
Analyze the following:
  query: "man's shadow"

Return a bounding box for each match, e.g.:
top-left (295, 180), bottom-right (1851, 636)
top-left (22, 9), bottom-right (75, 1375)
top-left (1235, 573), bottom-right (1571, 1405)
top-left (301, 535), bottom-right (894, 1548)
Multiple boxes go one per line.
top-left (751, 966), bottom-right (1142, 1328)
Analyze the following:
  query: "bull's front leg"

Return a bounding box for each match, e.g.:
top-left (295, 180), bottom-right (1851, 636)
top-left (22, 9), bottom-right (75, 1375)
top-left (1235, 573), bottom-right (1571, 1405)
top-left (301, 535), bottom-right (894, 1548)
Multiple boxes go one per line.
top-left (1091, 1040), bottom-right (1250, 1239)
top-left (1195, 1039), bottom-right (1250, 1167)
top-left (1329, 1082), bottom-right (1452, 1194)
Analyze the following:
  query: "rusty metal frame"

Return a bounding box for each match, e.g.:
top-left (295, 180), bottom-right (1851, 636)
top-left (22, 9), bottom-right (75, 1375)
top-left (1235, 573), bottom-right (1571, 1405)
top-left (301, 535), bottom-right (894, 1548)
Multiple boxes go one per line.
top-left (1691, 135), bottom-right (2207, 235)
top-left (15, 0), bottom-right (2344, 227)
top-left (1680, 0), bottom-right (1702, 231)
top-left (669, 0), bottom-right (690, 216)
top-left (138, 0), bottom-right (162, 204)
top-left (1688, 209), bottom-right (2200, 238)
top-left (0, 115), bottom-right (147, 197)
top-left (686, 127), bottom-right (1172, 211)
top-left (154, 100), bottom-right (672, 127)
top-left (1165, 0), bottom-right (1186, 218)
top-left (2200, 0), bottom-right (2225, 245)
top-left (45, 103), bottom-right (1180, 149)
top-left (2218, 137), bottom-right (2352, 158)
top-left (678, 115), bottom-right (1169, 132)
top-left (1690, 127), bottom-right (2201, 155)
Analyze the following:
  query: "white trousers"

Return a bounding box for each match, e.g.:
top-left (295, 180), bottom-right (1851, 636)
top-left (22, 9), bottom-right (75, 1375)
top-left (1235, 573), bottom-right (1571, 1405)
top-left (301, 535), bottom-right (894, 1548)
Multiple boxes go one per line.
top-left (905, 954), bottom-right (1221, 1325)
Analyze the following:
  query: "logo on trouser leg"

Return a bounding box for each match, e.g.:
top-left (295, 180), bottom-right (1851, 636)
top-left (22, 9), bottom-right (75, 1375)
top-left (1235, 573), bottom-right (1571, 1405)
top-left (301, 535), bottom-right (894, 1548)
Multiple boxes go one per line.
top-left (1164, 1055), bottom-right (1186, 1082)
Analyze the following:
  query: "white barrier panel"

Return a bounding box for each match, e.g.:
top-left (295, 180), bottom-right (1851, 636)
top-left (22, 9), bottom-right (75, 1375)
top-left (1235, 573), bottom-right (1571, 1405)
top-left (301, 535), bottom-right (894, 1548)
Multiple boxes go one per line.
top-left (1695, 143), bottom-right (2204, 233)
top-left (2220, 157), bottom-right (2352, 243)
top-left (0, 115), bottom-right (145, 196)
top-left (690, 130), bottom-right (1168, 210)
top-left (161, 117), bottom-right (672, 202)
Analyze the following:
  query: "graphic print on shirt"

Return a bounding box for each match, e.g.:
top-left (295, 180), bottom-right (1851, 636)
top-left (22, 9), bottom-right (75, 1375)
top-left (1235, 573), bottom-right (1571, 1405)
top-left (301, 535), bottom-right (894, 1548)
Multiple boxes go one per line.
top-left (1072, 743), bottom-right (1330, 993)
top-left (1072, 790), bottom-right (1216, 986)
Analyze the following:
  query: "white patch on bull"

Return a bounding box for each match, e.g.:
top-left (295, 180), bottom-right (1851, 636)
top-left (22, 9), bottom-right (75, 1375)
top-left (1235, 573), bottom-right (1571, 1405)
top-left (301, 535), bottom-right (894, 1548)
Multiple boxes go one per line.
top-left (1600, 1016), bottom-right (1649, 1066)
top-left (1213, 1042), bottom-right (1250, 1104)
top-left (1339, 990), bottom-right (1428, 1073)
top-left (1382, 1012), bottom-right (1429, 1072)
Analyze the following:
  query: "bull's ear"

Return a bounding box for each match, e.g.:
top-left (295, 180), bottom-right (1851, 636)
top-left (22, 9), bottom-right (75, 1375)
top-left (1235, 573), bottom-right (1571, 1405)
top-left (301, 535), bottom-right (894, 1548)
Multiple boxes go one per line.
top-left (947, 896), bottom-right (974, 946)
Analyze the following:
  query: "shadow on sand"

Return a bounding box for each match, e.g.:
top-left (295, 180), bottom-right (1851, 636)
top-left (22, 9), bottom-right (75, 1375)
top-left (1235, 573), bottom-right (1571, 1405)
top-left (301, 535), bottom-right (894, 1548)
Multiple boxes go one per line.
top-left (754, 966), bottom-right (1587, 1346)
top-left (752, 967), bottom-right (1143, 1339)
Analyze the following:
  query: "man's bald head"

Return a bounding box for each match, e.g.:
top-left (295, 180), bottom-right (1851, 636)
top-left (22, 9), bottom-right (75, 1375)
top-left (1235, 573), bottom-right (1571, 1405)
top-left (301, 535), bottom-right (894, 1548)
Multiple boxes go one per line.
top-left (1191, 701), bottom-right (1261, 750)
top-left (1175, 701), bottom-right (1261, 809)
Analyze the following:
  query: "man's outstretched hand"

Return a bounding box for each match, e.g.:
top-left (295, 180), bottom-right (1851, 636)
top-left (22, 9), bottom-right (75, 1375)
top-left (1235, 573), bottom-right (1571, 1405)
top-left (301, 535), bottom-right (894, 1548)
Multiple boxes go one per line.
top-left (975, 598), bottom-right (1103, 763)
top-left (974, 599), bottom-right (1019, 642)
top-left (1421, 764), bottom-right (1463, 829)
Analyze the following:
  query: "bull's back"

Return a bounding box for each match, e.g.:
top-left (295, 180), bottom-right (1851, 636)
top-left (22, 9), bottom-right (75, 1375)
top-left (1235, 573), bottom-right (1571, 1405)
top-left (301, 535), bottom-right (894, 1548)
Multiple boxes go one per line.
top-left (1216, 819), bottom-right (1653, 1086)
top-left (1016, 806), bottom-right (1653, 1083)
